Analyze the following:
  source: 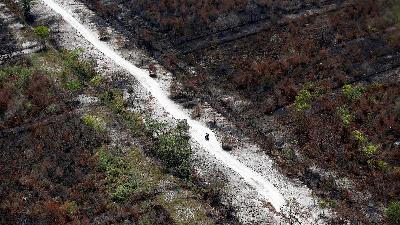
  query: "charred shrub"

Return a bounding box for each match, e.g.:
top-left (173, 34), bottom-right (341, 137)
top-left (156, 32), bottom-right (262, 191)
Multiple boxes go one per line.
top-left (0, 83), bottom-right (14, 115)
top-left (26, 73), bottom-right (53, 109)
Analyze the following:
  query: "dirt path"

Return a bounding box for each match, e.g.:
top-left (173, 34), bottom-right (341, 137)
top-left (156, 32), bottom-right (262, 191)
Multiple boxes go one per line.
top-left (34, 0), bottom-right (331, 223)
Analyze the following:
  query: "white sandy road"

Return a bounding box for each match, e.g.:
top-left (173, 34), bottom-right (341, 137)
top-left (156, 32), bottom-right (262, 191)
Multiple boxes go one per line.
top-left (40, 0), bottom-right (288, 211)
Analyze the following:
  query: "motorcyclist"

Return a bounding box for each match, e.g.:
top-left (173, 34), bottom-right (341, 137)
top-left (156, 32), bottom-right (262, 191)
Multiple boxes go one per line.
top-left (205, 133), bottom-right (210, 141)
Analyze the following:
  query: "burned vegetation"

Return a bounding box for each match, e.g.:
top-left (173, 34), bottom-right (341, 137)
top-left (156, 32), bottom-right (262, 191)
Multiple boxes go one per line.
top-left (78, 0), bottom-right (400, 223)
top-left (0, 3), bottom-right (239, 223)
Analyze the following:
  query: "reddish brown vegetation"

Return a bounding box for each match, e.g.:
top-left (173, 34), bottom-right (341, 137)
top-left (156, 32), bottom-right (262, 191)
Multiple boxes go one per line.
top-left (0, 72), bottom-right (61, 130)
top-left (75, 0), bottom-right (399, 222)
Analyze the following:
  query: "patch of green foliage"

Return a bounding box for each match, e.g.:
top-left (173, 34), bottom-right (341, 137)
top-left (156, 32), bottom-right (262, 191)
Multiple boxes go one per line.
top-left (352, 130), bottom-right (380, 158)
top-left (64, 48), bottom-right (96, 82)
top-left (63, 201), bottom-right (78, 217)
top-left (90, 75), bottom-right (103, 87)
top-left (0, 65), bottom-right (32, 88)
top-left (123, 111), bottom-right (144, 136)
top-left (64, 80), bottom-right (81, 90)
top-left (34, 25), bottom-right (50, 40)
top-left (338, 106), bottom-right (352, 127)
top-left (112, 181), bottom-right (138, 202)
top-left (388, 0), bottom-right (400, 25)
top-left (101, 89), bottom-right (192, 178)
top-left (155, 120), bottom-right (191, 178)
top-left (294, 84), bottom-right (325, 111)
top-left (362, 144), bottom-right (379, 158)
top-left (377, 160), bottom-right (390, 172)
top-left (352, 130), bottom-right (367, 143)
top-left (319, 199), bottom-right (338, 209)
top-left (102, 90), bottom-right (125, 114)
top-left (82, 114), bottom-right (105, 132)
top-left (342, 84), bottom-right (366, 101)
top-left (97, 149), bottom-right (138, 203)
top-left (101, 90), bottom-right (145, 136)
top-left (295, 89), bottom-right (312, 111)
top-left (386, 200), bottom-right (400, 225)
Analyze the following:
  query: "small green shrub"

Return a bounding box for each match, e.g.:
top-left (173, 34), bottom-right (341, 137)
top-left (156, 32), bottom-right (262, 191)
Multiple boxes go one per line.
top-left (34, 26), bottom-right (50, 40)
top-left (295, 89), bottom-right (312, 111)
top-left (123, 111), bottom-right (144, 136)
top-left (386, 200), bottom-right (400, 225)
top-left (338, 106), bottom-right (352, 127)
top-left (352, 130), bottom-right (367, 143)
top-left (101, 90), bottom-right (124, 114)
top-left (64, 49), bottom-right (96, 82)
top-left (0, 66), bottom-right (32, 88)
top-left (64, 80), bottom-right (81, 90)
top-left (362, 144), bottom-right (379, 158)
top-left (90, 75), bottom-right (103, 86)
top-left (34, 26), bottom-right (50, 49)
top-left (97, 149), bottom-right (137, 202)
top-left (111, 181), bottom-right (137, 202)
top-left (82, 114), bottom-right (105, 132)
top-left (63, 201), bottom-right (78, 217)
top-left (319, 199), bottom-right (337, 208)
top-left (98, 149), bottom-right (115, 174)
top-left (342, 84), bottom-right (365, 101)
top-left (156, 120), bottom-right (191, 178)
top-left (377, 160), bottom-right (389, 172)
top-left (389, 1), bottom-right (400, 25)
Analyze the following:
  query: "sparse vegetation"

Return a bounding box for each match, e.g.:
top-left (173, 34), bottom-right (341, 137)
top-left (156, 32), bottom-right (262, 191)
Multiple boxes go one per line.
top-left (319, 199), bottom-right (338, 209)
top-left (3, 0), bottom-right (400, 224)
top-left (154, 120), bottom-right (192, 178)
top-left (362, 144), bottom-right (379, 158)
top-left (342, 84), bottom-right (366, 101)
top-left (82, 114), bottom-right (105, 132)
top-left (97, 148), bottom-right (138, 202)
top-left (352, 130), bottom-right (367, 143)
top-left (64, 48), bottom-right (96, 82)
top-left (64, 80), bottom-right (81, 90)
top-left (338, 106), bottom-right (352, 127)
top-left (386, 200), bottom-right (400, 225)
top-left (294, 89), bottom-right (312, 111)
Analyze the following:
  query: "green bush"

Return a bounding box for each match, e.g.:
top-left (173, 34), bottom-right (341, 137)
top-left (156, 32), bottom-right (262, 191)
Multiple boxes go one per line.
top-left (377, 160), bottom-right (389, 172)
top-left (101, 90), bottom-right (124, 114)
top-left (295, 89), bottom-right (312, 111)
top-left (111, 181), bottom-right (137, 202)
top-left (352, 130), bottom-right (367, 143)
top-left (97, 149), bottom-right (137, 203)
top-left (82, 114), bottom-right (105, 132)
top-left (362, 144), bottom-right (379, 158)
top-left (63, 201), bottom-right (78, 217)
top-left (123, 111), bottom-right (144, 136)
top-left (342, 84), bottom-right (365, 101)
top-left (351, 130), bottom-right (380, 158)
top-left (389, 0), bottom-right (400, 25)
top-left (90, 75), bottom-right (103, 86)
top-left (34, 26), bottom-right (50, 40)
top-left (0, 66), bottom-right (32, 88)
top-left (338, 106), bottom-right (352, 127)
top-left (64, 80), bottom-right (81, 90)
top-left (64, 49), bottom-right (96, 82)
top-left (155, 120), bottom-right (191, 178)
top-left (319, 199), bottom-right (337, 209)
top-left (386, 200), bottom-right (400, 225)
